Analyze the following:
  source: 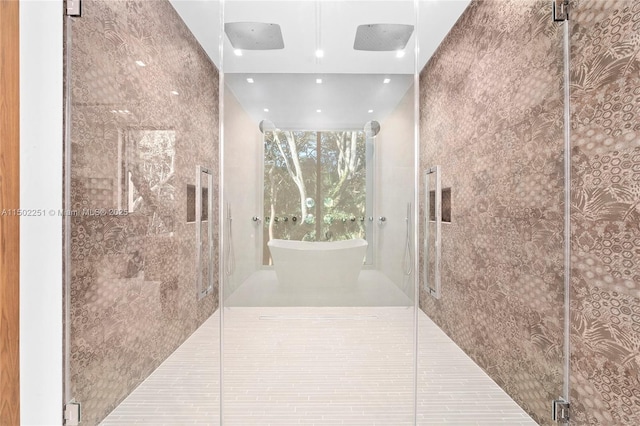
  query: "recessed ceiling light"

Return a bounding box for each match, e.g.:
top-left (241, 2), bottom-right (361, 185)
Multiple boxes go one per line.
top-left (234, 49), bottom-right (243, 56)
top-left (316, 109), bottom-right (322, 113)
top-left (264, 108), bottom-right (269, 112)
top-left (396, 50), bottom-right (406, 58)
top-left (316, 78), bottom-right (322, 84)
top-left (383, 78), bottom-right (391, 84)
top-left (135, 60), bottom-right (146, 67)
top-left (315, 49), bottom-right (324, 58)
top-left (246, 78), bottom-right (254, 83)
top-left (170, 90), bottom-right (179, 95)
top-left (368, 109), bottom-right (374, 113)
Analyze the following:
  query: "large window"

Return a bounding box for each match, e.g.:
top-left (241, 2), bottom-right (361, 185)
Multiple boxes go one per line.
top-left (263, 130), bottom-right (370, 264)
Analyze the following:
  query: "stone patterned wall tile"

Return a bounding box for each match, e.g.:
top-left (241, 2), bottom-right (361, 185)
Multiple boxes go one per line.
top-left (419, 1), bottom-right (565, 424)
top-left (570, 1), bottom-right (640, 424)
top-left (420, 0), bottom-right (640, 425)
top-left (67, 0), bottom-right (219, 424)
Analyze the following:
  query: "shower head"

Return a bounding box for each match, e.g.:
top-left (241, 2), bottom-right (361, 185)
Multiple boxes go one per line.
top-left (224, 22), bottom-right (284, 50)
top-left (259, 119), bottom-right (276, 134)
top-left (364, 121), bottom-right (380, 137)
top-left (353, 24), bottom-right (414, 51)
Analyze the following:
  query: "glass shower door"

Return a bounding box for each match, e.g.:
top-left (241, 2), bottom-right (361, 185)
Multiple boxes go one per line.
top-left (221, 1), bottom-right (419, 424)
top-left (417, 1), bottom-right (569, 425)
top-left (63, 1), bottom-right (221, 423)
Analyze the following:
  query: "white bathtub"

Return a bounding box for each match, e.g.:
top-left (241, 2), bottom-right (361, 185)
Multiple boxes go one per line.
top-left (267, 238), bottom-right (368, 287)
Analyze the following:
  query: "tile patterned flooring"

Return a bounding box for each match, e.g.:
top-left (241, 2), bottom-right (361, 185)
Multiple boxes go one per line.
top-left (101, 305), bottom-right (537, 425)
top-left (224, 269), bottom-right (412, 307)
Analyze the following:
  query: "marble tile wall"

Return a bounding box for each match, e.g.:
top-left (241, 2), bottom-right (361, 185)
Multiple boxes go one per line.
top-left (418, 1), bottom-right (566, 424)
top-left (419, 0), bottom-right (640, 425)
top-left (569, 0), bottom-right (640, 424)
top-left (67, 1), bottom-right (219, 424)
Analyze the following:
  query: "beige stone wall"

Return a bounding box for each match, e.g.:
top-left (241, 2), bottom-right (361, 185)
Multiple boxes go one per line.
top-left (419, 1), bottom-right (566, 424)
top-left (419, 1), bottom-right (640, 425)
top-left (569, 1), bottom-right (640, 424)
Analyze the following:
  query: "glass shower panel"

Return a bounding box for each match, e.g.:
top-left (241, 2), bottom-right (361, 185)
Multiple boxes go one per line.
top-left (418, 1), bottom-right (567, 425)
top-left (63, 0), bottom-right (221, 423)
top-left (222, 1), bottom-right (418, 424)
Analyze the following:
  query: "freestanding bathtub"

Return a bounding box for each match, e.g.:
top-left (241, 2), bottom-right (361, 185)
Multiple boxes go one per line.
top-left (267, 238), bottom-right (368, 288)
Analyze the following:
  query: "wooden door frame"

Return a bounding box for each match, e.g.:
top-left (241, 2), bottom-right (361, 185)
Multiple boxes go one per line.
top-left (0, 1), bottom-right (20, 425)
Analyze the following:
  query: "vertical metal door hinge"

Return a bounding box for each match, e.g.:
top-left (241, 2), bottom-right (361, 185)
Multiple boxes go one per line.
top-left (64, 401), bottom-right (81, 426)
top-left (553, 0), bottom-right (569, 21)
top-left (552, 398), bottom-right (570, 423)
top-left (66, 0), bottom-right (82, 17)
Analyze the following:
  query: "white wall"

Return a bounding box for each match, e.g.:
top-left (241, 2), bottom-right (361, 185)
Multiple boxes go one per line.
top-left (375, 85), bottom-right (416, 298)
top-left (20, 1), bottom-right (64, 424)
top-left (223, 86), bottom-right (263, 297)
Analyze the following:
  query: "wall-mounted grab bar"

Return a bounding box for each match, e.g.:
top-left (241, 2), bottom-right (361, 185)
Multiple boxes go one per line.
top-left (425, 165), bottom-right (442, 299)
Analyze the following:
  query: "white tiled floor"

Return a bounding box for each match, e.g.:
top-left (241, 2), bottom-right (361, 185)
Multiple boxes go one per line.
top-left (101, 274), bottom-right (537, 425)
top-left (225, 269), bottom-right (413, 307)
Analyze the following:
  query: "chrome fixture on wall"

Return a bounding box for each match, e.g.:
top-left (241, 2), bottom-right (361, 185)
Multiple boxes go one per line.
top-left (259, 119), bottom-right (276, 134)
top-left (364, 120), bottom-right (380, 138)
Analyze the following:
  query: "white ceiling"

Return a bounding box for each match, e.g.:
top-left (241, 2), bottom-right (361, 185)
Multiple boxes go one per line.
top-left (221, 1), bottom-right (418, 75)
top-left (225, 73), bottom-right (414, 130)
top-left (170, 0), bottom-right (470, 129)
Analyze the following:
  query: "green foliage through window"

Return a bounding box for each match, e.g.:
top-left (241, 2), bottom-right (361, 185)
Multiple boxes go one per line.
top-left (263, 130), bottom-right (367, 264)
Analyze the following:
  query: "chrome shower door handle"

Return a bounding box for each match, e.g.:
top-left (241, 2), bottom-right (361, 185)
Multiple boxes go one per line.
top-left (196, 165), bottom-right (214, 299)
top-left (403, 202), bottom-right (413, 276)
top-left (424, 165), bottom-right (442, 299)
top-left (225, 203), bottom-right (235, 278)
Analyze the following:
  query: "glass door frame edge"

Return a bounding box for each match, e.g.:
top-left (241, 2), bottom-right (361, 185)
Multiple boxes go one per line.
top-left (412, 0), bottom-right (420, 424)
